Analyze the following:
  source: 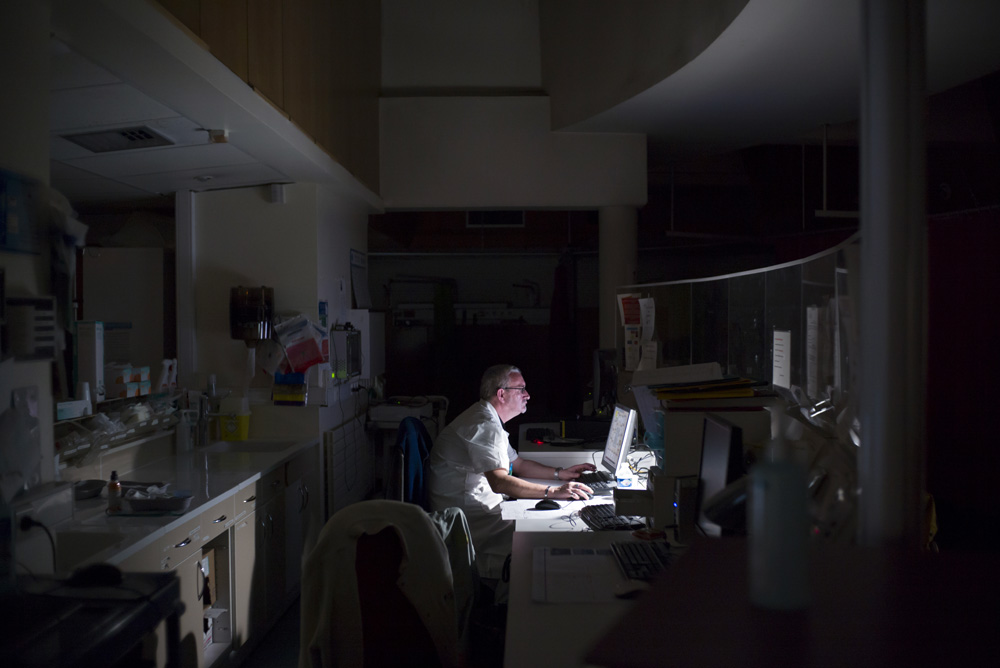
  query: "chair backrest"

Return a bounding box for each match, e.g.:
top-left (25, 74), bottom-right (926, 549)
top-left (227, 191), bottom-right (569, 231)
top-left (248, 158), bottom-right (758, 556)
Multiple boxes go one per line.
top-left (356, 527), bottom-right (441, 666)
top-left (393, 416), bottom-right (434, 509)
top-left (300, 500), bottom-right (462, 668)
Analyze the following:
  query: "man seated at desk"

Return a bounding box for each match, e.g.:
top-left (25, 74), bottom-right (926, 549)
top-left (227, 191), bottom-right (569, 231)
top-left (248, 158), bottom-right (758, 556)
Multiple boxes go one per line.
top-left (427, 364), bottom-right (596, 584)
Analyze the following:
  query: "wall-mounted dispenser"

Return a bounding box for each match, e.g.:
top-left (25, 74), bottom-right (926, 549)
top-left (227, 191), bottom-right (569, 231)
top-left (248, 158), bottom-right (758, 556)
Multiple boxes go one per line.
top-left (230, 286), bottom-right (274, 343)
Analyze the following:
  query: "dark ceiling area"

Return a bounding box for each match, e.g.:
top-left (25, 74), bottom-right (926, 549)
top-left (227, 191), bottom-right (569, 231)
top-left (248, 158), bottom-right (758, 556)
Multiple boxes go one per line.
top-left (370, 67), bottom-right (1000, 286)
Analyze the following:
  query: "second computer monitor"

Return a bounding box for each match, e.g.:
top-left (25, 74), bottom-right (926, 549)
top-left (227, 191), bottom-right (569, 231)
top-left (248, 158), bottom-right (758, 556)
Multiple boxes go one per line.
top-left (602, 404), bottom-right (637, 473)
top-left (697, 413), bottom-right (745, 538)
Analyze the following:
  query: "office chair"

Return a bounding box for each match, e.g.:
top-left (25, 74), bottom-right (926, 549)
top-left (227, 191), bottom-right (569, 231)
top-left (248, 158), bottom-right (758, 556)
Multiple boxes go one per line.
top-left (390, 416), bottom-right (434, 509)
top-left (299, 500), bottom-right (471, 668)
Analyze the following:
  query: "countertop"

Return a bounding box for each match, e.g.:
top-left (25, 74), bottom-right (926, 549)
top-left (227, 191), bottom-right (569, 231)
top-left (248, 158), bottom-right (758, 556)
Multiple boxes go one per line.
top-left (55, 436), bottom-right (320, 569)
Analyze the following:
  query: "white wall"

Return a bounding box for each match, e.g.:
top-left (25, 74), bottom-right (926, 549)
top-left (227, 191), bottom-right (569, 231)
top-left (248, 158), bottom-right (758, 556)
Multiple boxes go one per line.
top-left (316, 186), bottom-right (370, 434)
top-left (191, 183), bottom-right (368, 437)
top-left (380, 96), bottom-right (647, 209)
top-left (193, 184), bottom-right (319, 392)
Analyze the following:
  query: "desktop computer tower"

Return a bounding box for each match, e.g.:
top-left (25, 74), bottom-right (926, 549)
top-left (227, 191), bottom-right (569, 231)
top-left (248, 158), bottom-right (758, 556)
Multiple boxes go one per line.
top-left (675, 476), bottom-right (699, 544)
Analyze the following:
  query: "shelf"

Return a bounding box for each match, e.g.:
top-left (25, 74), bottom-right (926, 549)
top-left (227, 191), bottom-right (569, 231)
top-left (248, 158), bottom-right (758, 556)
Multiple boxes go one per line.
top-left (56, 413), bottom-right (178, 465)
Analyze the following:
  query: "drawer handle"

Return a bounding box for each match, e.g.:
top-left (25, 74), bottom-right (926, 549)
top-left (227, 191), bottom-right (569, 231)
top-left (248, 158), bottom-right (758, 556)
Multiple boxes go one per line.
top-left (243, 495), bottom-right (256, 503)
top-left (175, 537), bottom-right (192, 548)
top-left (212, 515), bottom-right (227, 523)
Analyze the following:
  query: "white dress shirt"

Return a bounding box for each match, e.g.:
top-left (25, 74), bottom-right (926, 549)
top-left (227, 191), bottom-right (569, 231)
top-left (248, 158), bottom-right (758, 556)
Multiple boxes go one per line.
top-left (427, 399), bottom-right (518, 579)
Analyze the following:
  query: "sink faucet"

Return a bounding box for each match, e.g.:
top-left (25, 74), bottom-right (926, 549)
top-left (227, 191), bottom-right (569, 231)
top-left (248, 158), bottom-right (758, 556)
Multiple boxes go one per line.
top-left (196, 394), bottom-right (212, 447)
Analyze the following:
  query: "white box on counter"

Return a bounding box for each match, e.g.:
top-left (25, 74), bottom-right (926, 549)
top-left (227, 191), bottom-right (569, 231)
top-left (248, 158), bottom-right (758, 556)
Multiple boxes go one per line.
top-left (56, 399), bottom-right (91, 420)
top-left (75, 320), bottom-right (105, 403)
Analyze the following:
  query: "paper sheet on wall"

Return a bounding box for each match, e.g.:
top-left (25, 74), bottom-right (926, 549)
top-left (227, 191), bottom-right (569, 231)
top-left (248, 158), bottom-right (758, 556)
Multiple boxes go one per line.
top-left (624, 325), bottom-right (641, 370)
top-left (773, 329), bottom-right (791, 389)
top-left (639, 297), bottom-right (655, 341)
top-left (350, 249), bottom-right (371, 309)
top-left (618, 293), bottom-right (642, 371)
top-left (617, 293), bottom-right (640, 326)
top-left (636, 341), bottom-right (659, 370)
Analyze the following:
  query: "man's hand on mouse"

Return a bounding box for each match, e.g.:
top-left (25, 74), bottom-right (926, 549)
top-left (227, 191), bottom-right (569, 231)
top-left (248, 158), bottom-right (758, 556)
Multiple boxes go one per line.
top-left (552, 480), bottom-right (593, 500)
top-left (554, 463), bottom-right (597, 481)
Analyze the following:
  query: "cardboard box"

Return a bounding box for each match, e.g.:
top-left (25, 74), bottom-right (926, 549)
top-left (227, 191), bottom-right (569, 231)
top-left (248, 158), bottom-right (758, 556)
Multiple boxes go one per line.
top-left (130, 365), bottom-right (150, 382)
top-left (201, 549), bottom-right (218, 608)
top-left (105, 363), bottom-right (132, 385)
top-left (75, 321), bottom-right (105, 403)
top-left (107, 381), bottom-right (140, 399)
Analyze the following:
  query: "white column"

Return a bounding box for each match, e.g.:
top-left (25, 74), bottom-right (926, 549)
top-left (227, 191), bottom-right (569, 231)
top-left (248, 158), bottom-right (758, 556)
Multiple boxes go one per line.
top-left (857, 0), bottom-right (928, 548)
top-left (175, 190), bottom-right (196, 386)
top-left (598, 206), bottom-right (638, 349)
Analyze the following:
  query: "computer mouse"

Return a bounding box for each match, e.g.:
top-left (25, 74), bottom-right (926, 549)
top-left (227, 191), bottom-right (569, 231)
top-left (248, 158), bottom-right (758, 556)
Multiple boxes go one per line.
top-left (66, 562), bottom-right (123, 588)
top-left (613, 579), bottom-right (650, 599)
top-left (534, 498), bottom-right (561, 510)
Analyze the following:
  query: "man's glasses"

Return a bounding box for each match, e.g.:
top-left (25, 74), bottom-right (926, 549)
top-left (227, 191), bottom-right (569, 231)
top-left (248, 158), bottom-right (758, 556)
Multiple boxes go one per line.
top-left (500, 386), bottom-right (528, 394)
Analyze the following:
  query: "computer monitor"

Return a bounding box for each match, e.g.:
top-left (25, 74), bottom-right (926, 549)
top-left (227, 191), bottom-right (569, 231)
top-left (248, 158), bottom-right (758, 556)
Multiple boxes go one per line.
top-left (696, 413), bottom-right (745, 538)
top-left (601, 404), bottom-right (638, 474)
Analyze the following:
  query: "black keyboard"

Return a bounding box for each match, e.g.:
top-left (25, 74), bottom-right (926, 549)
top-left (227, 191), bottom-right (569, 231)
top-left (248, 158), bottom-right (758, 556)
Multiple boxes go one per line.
top-left (576, 470), bottom-right (614, 490)
top-left (578, 503), bottom-right (645, 531)
top-left (611, 540), bottom-right (675, 581)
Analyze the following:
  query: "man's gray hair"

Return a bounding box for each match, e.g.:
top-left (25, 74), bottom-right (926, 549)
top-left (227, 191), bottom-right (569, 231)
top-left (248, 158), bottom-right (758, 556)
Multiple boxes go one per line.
top-left (480, 364), bottom-right (521, 400)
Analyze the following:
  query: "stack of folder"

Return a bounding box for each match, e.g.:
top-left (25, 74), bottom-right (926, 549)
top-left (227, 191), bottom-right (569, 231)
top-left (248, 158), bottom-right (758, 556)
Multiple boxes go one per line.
top-left (651, 376), bottom-right (768, 402)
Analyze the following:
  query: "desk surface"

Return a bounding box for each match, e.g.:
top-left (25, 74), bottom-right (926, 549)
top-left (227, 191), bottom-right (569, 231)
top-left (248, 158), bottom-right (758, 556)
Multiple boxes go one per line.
top-left (502, 466), bottom-right (660, 667)
top-left (585, 538), bottom-right (1000, 668)
top-left (503, 530), bottom-right (649, 668)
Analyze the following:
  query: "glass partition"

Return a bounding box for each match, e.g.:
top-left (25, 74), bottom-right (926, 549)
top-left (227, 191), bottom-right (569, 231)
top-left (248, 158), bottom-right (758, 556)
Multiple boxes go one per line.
top-left (618, 232), bottom-right (860, 409)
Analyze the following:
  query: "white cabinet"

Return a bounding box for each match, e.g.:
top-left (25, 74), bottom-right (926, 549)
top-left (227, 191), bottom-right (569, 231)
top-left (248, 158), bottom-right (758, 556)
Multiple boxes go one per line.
top-left (91, 441), bottom-right (322, 667)
top-left (232, 467), bottom-right (286, 656)
top-left (117, 496), bottom-right (234, 668)
top-left (284, 443), bottom-right (322, 597)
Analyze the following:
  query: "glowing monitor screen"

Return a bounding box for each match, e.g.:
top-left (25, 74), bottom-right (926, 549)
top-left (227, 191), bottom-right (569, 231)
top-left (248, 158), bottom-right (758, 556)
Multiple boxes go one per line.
top-left (601, 404), bottom-right (637, 473)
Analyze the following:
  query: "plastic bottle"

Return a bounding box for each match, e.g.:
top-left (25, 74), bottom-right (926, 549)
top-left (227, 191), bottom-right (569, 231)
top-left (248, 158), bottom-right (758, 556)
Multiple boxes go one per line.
top-left (108, 470), bottom-right (123, 514)
top-left (747, 427), bottom-right (810, 610)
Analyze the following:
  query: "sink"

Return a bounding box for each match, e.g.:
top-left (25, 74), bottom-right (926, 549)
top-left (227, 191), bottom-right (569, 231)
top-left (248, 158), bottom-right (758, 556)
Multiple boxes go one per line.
top-left (202, 439), bottom-right (299, 454)
top-left (56, 529), bottom-right (127, 572)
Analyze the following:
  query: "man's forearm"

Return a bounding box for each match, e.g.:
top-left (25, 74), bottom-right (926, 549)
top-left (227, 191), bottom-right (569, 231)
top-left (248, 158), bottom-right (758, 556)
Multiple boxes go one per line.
top-left (510, 457), bottom-right (557, 480)
top-left (485, 469), bottom-right (548, 499)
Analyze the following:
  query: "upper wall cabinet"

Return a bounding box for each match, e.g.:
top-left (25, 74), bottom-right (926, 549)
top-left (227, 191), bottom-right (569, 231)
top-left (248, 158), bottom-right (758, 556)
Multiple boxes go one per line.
top-left (156, 0), bottom-right (380, 192)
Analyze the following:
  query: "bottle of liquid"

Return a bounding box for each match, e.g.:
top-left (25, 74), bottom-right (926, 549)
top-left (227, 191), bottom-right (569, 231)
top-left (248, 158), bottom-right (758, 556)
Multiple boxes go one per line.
top-left (107, 470), bottom-right (123, 514)
top-left (747, 427), bottom-right (810, 610)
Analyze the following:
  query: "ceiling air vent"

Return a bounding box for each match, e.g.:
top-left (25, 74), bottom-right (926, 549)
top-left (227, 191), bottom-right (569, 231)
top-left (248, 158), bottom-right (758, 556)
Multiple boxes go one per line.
top-left (62, 125), bottom-right (175, 153)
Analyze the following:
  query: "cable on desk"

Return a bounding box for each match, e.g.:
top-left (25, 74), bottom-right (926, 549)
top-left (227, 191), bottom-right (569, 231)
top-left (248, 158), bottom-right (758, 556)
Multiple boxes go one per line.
top-left (19, 516), bottom-right (56, 573)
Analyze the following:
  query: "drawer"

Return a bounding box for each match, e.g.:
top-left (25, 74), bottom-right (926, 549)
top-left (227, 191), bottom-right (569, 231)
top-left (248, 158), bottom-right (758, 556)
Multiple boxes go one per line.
top-left (119, 513), bottom-right (204, 572)
top-left (200, 495), bottom-right (235, 542)
top-left (234, 467), bottom-right (284, 517)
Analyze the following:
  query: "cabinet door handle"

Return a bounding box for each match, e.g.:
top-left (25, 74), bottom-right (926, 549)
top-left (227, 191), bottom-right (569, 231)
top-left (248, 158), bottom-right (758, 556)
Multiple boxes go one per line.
top-left (212, 515), bottom-right (227, 523)
top-left (243, 495), bottom-right (256, 503)
top-left (175, 537), bottom-right (192, 548)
